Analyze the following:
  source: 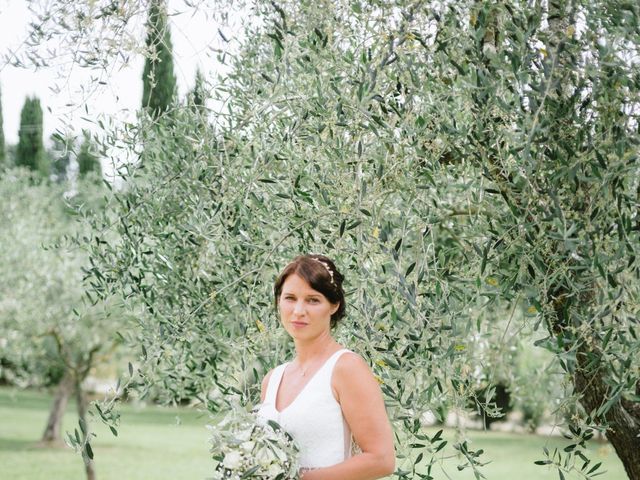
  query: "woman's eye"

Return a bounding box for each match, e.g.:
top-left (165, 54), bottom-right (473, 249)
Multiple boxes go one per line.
top-left (308, 298), bottom-right (319, 304)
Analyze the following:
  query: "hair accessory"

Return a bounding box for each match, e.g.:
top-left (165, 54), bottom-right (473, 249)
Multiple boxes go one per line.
top-left (311, 257), bottom-right (336, 286)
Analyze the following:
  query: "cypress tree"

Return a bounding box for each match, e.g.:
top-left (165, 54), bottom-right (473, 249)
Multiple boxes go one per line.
top-left (188, 68), bottom-right (208, 130)
top-left (141, 0), bottom-right (177, 118)
top-left (16, 96), bottom-right (47, 176)
top-left (76, 130), bottom-right (101, 179)
top-left (0, 85), bottom-right (5, 170)
top-left (189, 68), bottom-right (207, 110)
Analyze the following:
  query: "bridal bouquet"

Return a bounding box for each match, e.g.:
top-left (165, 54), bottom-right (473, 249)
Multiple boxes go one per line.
top-left (208, 406), bottom-right (299, 480)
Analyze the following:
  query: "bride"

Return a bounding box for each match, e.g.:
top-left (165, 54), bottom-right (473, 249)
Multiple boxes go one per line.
top-left (257, 254), bottom-right (395, 479)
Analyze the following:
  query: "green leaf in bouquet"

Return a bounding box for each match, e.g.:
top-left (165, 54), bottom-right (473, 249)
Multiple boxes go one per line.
top-left (240, 465), bottom-right (260, 478)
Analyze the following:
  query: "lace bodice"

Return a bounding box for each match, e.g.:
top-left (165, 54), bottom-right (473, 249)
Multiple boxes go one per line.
top-left (256, 349), bottom-right (353, 469)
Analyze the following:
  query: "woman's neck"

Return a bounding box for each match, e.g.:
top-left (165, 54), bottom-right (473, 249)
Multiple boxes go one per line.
top-left (293, 333), bottom-right (338, 365)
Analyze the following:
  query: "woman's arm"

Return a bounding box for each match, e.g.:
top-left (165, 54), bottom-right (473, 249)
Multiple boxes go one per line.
top-left (301, 353), bottom-right (395, 480)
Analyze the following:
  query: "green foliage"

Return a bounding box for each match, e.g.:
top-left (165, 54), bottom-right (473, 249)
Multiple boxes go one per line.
top-left (0, 168), bottom-right (124, 391)
top-left (141, 0), bottom-right (176, 118)
top-left (16, 96), bottom-right (47, 176)
top-left (509, 335), bottom-right (563, 432)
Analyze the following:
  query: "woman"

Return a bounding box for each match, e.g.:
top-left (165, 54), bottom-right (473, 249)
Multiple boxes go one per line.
top-left (257, 254), bottom-right (395, 480)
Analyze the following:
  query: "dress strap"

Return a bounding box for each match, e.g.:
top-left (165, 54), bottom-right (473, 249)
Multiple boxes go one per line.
top-left (265, 363), bottom-right (289, 405)
top-left (324, 349), bottom-right (352, 375)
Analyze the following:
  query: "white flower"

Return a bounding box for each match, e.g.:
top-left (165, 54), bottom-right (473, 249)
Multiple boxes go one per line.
top-left (223, 451), bottom-right (244, 470)
top-left (235, 428), bottom-right (252, 442)
top-left (240, 440), bottom-right (255, 453)
top-left (267, 463), bottom-right (283, 477)
top-left (255, 447), bottom-right (272, 468)
top-left (274, 445), bottom-right (288, 462)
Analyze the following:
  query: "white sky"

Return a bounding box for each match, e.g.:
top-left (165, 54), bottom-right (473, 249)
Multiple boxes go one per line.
top-left (0, 0), bottom-right (233, 145)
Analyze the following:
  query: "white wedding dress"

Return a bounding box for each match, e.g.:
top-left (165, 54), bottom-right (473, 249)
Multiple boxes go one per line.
top-left (256, 349), bottom-right (354, 469)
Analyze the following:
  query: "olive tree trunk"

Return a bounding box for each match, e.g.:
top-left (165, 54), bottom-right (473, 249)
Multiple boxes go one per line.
top-left (41, 372), bottom-right (73, 443)
top-left (75, 381), bottom-right (96, 480)
top-left (574, 344), bottom-right (640, 479)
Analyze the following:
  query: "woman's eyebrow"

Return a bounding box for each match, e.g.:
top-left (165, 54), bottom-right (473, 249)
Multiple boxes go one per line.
top-left (282, 291), bottom-right (321, 298)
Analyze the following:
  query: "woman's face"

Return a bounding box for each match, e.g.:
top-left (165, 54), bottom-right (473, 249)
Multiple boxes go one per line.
top-left (278, 273), bottom-right (339, 341)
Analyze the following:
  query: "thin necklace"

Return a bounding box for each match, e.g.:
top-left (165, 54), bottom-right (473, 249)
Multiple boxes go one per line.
top-left (297, 343), bottom-right (334, 377)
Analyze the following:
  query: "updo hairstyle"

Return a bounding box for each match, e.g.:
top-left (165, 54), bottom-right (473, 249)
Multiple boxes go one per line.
top-left (273, 254), bottom-right (346, 328)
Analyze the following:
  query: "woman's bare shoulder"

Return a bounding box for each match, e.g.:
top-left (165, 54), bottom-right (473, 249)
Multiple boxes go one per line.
top-left (331, 350), bottom-right (387, 421)
top-left (336, 350), bottom-right (370, 371)
top-left (332, 351), bottom-right (376, 391)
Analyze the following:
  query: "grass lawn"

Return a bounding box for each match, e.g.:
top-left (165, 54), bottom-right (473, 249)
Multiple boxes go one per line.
top-left (0, 387), bottom-right (628, 479)
top-left (1, 386), bottom-right (212, 480)
top-left (408, 427), bottom-right (627, 479)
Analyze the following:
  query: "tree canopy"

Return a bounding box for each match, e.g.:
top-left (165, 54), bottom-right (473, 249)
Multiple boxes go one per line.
top-left (10, 0), bottom-right (640, 478)
top-left (0, 167), bottom-right (125, 479)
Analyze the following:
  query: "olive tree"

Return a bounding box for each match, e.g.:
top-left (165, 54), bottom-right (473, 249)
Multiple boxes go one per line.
top-left (12, 0), bottom-right (639, 478)
top-left (0, 169), bottom-right (127, 480)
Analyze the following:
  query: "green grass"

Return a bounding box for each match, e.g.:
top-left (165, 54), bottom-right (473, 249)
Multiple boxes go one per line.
top-left (1, 387), bottom-right (212, 480)
top-left (0, 387), bottom-right (628, 479)
top-left (406, 427), bottom-right (627, 479)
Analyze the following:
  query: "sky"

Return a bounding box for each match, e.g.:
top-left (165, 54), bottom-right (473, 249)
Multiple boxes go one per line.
top-left (0, 0), bottom-right (234, 146)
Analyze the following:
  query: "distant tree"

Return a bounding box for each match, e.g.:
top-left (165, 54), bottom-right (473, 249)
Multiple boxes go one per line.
top-left (76, 131), bottom-right (101, 179)
top-left (5, 145), bottom-right (16, 168)
top-left (0, 85), bottom-right (5, 170)
top-left (187, 68), bottom-right (208, 129)
top-left (49, 133), bottom-right (73, 182)
top-left (141, 0), bottom-right (176, 118)
top-left (189, 68), bottom-right (207, 109)
top-left (0, 169), bottom-right (124, 480)
top-left (16, 96), bottom-right (47, 176)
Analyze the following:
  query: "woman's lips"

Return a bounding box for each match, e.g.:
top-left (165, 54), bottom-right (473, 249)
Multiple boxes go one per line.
top-left (291, 321), bottom-right (308, 328)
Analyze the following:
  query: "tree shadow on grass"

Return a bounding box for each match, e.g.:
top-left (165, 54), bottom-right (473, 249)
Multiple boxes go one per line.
top-left (0, 388), bottom-right (63, 412)
top-left (0, 437), bottom-right (70, 452)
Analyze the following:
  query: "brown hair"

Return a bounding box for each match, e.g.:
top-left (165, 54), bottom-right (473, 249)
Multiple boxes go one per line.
top-left (274, 254), bottom-right (346, 328)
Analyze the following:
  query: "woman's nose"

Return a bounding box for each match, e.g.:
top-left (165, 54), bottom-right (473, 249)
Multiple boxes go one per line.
top-left (293, 301), bottom-right (305, 315)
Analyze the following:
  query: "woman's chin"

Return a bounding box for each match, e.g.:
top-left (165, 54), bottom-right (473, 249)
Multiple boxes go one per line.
top-left (286, 327), bottom-right (315, 341)
top-left (288, 330), bottom-right (308, 340)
